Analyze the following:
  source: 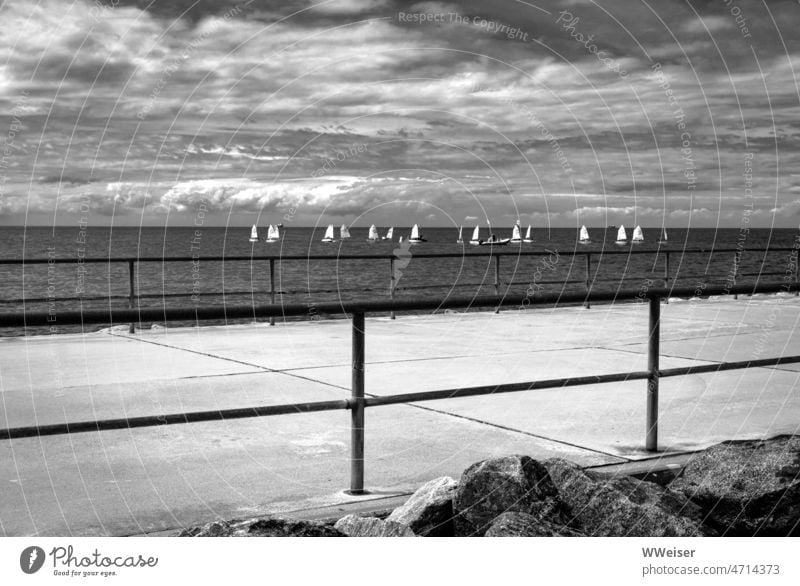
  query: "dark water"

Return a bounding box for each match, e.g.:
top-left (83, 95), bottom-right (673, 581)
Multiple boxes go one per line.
top-left (1, 226), bottom-right (797, 334)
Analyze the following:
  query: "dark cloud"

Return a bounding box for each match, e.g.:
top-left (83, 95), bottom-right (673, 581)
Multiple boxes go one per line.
top-left (0, 0), bottom-right (797, 226)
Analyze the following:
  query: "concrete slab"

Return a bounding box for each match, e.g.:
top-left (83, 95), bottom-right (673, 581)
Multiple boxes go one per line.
top-left (0, 371), bottom-right (348, 429)
top-left (0, 333), bottom-right (253, 391)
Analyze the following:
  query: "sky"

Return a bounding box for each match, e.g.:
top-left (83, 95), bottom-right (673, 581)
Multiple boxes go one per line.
top-left (0, 0), bottom-right (798, 228)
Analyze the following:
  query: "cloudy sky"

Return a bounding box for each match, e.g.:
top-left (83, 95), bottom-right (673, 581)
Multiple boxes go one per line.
top-left (0, 0), bottom-right (798, 227)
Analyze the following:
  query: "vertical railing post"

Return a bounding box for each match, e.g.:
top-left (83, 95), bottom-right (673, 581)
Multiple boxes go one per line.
top-left (494, 253), bottom-right (500, 295)
top-left (389, 257), bottom-right (396, 320)
top-left (128, 260), bottom-right (135, 334)
top-left (349, 311), bottom-right (366, 494)
top-left (494, 254), bottom-right (501, 313)
top-left (646, 295), bottom-right (661, 452)
top-left (584, 253), bottom-right (591, 309)
top-left (795, 250), bottom-right (799, 297)
top-left (733, 252), bottom-right (739, 300)
top-left (663, 251), bottom-right (670, 304)
top-left (269, 258), bottom-right (275, 326)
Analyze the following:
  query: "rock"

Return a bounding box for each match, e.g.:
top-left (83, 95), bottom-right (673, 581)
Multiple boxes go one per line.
top-left (387, 476), bottom-right (457, 536)
top-left (669, 435), bottom-right (800, 536)
top-left (544, 458), bottom-right (711, 537)
top-left (334, 514), bottom-right (415, 537)
top-left (453, 455), bottom-right (563, 536)
top-left (484, 512), bottom-right (583, 537)
top-left (178, 517), bottom-right (344, 537)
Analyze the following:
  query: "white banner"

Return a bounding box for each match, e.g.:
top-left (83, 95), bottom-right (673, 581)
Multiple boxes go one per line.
top-left (0, 537), bottom-right (797, 585)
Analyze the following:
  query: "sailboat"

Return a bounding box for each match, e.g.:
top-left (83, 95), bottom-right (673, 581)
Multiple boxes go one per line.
top-left (340, 225), bottom-right (351, 239)
top-left (265, 224), bottom-right (280, 243)
top-left (367, 224), bottom-right (380, 242)
top-left (523, 225), bottom-right (533, 243)
top-left (478, 224), bottom-right (510, 246)
top-left (658, 227), bottom-right (668, 243)
top-left (456, 226), bottom-right (464, 244)
top-left (510, 223), bottom-right (522, 244)
top-left (615, 225), bottom-right (628, 245)
top-left (383, 227), bottom-right (393, 241)
top-left (579, 225), bottom-right (591, 244)
top-left (249, 225), bottom-right (259, 242)
top-left (632, 225), bottom-right (644, 243)
top-left (469, 225), bottom-right (481, 245)
top-left (408, 224), bottom-right (427, 243)
top-left (321, 224), bottom-right (336, 243)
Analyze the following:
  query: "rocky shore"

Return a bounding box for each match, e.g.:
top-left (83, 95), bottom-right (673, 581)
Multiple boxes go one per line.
top-left (178, 434), bottom-right (800, 537)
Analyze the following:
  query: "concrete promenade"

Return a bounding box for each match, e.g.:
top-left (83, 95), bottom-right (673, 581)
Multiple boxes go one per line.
top-left (1, 294), bottom-right (799, 536)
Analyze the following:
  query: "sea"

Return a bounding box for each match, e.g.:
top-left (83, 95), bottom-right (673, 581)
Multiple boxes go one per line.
top-left (0, 226), bottom-right (797, 335)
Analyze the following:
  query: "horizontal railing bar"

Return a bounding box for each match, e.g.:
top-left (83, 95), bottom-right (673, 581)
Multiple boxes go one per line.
top-left (364, 370), bottom-right (652, 407)
top-left (2, 283), bottom-right (798, 328)
top-left (659, 355), bottom-right (800, 377)
top-left (0, 399), bottom-right (352, 440)
top-left (0, 247), bottom-right (795, 265)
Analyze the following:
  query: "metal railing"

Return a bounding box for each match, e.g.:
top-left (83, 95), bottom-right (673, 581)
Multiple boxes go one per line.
top-left (1, 282), bottom-right (799, 494)
top-left (2, 246), bottom-right (797, 329)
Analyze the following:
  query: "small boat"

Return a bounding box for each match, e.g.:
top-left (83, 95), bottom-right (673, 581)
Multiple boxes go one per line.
top-left (469, 225), bottom-right (481, 245)
top-left (615, 225), bottom-right (628, 245)
top-left (367, 224), bottom-right (380, 242)
top-left (510, 223), bottom-right (522, 244)
top-left (340, 225), bottom-right (351, 239)
top-left (523, 225), bottom-right (533, 243)
top-left (249, 225), bottom-right (259, 243)
top-left (632, 225), bottom-right (644, 243)
top-left (456, 226), bottom-right (463, 244)
top-left (398, 235), bottom-right (404, 243)
top-left (658, 227), bottom-right (668, 243)
top-left (478, 234), bottom-right (511, 246)
top-left (579, 225), bottom-right (591, 244)
top-left (265, 224), bottom-right (280, 243)
top-left (321, 224), bottom-right (336, 243)
top-left (408, 224), bottom-right (427, 243)
top-left (383, 227), bottom-right (393, 240)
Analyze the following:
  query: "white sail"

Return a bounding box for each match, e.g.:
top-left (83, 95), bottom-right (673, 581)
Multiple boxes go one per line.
top-left (632, 225), bottom-right (644, 242)
top-left (322, 224), bottom-right (335, 242)
top-left (511, 224), bottom-right (522, 242)
top-left (340, 225), bottom-right (351, 239)
top-left (368, 224), bottom-right (379, 241)
top-left (616, 225), bottom-right (627, 242)
top-left (266, 224), bottom-right (280, 242)
top-left (249, 225), bottom-right (259, 241)
top-left (457, 226), bottom-right (463, 243)
top-left (384, 227), bottom-right (393, 240)
top-left (470, 225), bottom-right (480, 244)
top-left (524, 225), bottom-right (532, 241)
top-left (660, 227), bottom-right (668, 242)
top-left (579, 225), bottom-right (590, 242)
top-left (410, 224), bottom-right (420, 240)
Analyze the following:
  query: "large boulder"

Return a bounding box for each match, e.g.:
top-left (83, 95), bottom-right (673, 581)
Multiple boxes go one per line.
top-left (669, 435), bottom-right (800, 536)
top-left (387, 476), bottom-right (458, 536)
top-left (484, 512), bottom-right (583, 537)
top-left (179, 517), bottom-right (344, 537)
top-left (334, 514), bottom-right (415, 537)
top-left (453, 455), bottom-right (563, 536)
top-left (544, 459), bottom-right (711, 536)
